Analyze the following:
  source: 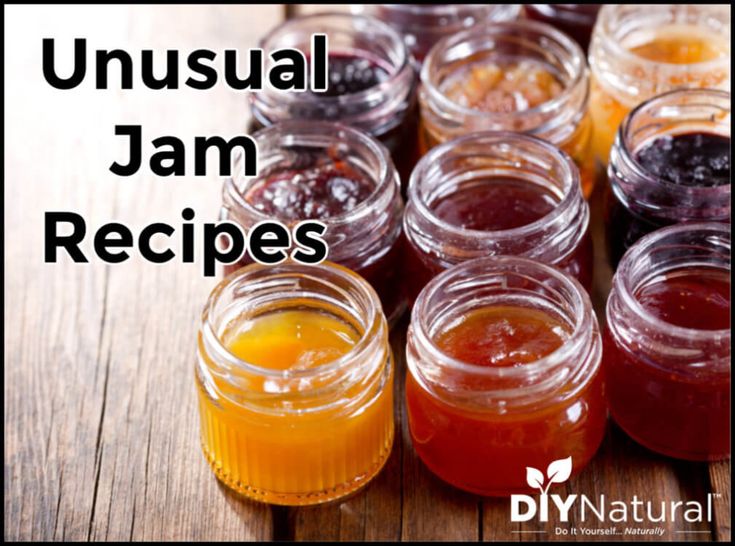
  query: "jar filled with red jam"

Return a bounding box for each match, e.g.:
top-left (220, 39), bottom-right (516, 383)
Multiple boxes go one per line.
top-left (605, 89), bottom-right (731, 268)
top-left (589, 4), bottom-right (731, 164)
top-left (352, 5), bottom-right (520, 64)
top-left (525, 5), bottom-right (601, 52)
top-left (250, 13), bottom-right (419, 188)
top-left (222, 121), bottom-right (405, 324)
top-left (406, 256), bottom-right (606, 496)
top-left (403, 132), bottom-right (592, 304)
top-left (604, 223), bottom-right (731, 461)
top-left (420, 20), bottom-right (596, 198)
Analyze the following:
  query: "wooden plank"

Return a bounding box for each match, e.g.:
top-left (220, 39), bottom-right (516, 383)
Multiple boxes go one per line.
top-left (4, 4), bottom-right (282, 541)
top-left (709, 461), bottom-right (731, 542)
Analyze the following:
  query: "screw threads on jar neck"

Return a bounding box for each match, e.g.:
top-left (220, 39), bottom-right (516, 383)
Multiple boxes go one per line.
top-left (407, 257), bottom-right (601, 412)
top-left (404, 132), bottom-right (588, 268)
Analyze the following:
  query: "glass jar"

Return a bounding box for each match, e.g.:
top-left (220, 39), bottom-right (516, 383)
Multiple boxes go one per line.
top-left (250, 13), bottom-right (419, 188)
top-left (403, 132), bottom-right (592, 304)
top-left (222, 121), bottom-right (406, 325)
top-left (419, 20), bottom-right (596, 198)
top-left (525, 4), bottom-right (601, 52)
top-left (604, 223), bottom-right (731, 461)
top-left (196, 261), bottom-right (394, 505)
top-left (406, 256), bottom-right (606, 496)
top-left (588, 4), bottom-right (731, 165)
top-left (352, 4), bottom-right (520, 64)
top-left (605, 89), bottom-right (731, 268)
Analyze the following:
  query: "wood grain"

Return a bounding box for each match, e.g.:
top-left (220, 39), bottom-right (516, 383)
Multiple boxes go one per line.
top-left (4, 4), bottom-right (730, 543)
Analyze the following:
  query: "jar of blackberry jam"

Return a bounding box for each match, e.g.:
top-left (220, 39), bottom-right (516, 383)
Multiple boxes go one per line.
top-left (525, 5), bottom-right (601, 52)
top-left (604, 223), bottom-right (731, 461)
top-left (420, 20), bottom-right (596, 198)
top-left (250, 13), bottom-right (419, 188)
top-left (403, 132), bottom-right (592, 305)
top-left (406, 257), bottom-right (606, 496)
top-left (222, 121), bottom-right (405, 324)
top-left (605, 89), bottom-right (731, 268)
top-left (352, 5), bottom-right (520, 64)
top-left (589, 4), bottom-right (731, 164)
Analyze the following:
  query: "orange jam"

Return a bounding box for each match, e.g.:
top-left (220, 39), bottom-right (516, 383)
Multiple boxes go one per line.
top-left (407, 302), bottom-right (606, 496)
top-left (196, 264), bottom-right (394, 505)
top-left (590, 19), bottom-right (731, 163)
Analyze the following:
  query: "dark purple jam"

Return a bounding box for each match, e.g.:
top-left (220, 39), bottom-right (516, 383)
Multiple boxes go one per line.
top-left (314, 54), bottom-right (391, 97)
top-left (244, 153), bottom-right (374, 221)
top-left (635, 133), bottom-right (730, 187)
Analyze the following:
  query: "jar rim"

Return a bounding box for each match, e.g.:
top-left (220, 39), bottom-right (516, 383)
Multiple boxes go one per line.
top-left (420, 20), bottom-right (587, 128)
top-left (201, 261), bottom-right (383, 380)
top-left (618, 88), bottom-right (731, 196)
top-left (407, 131), bottom-right (581, 241)
top-left (593, 4), bottom-right (731, 71)
top-left (411, 256), bottom-right (593, 381)
top-left (613, 222), bottom-right (731, 341)
top-left (257, 12), bottom-right (411, 108)
top-left (226, 120), bottom-right (394, 227)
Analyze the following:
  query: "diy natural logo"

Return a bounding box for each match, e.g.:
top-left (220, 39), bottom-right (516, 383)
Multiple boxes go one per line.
top-left (511, 457), bottom-right (716, 525)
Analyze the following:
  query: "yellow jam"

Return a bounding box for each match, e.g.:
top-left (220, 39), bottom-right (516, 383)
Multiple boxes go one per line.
top-left (590, 26), bottom-right (730, 163)
top-left (197, 308), bottom-right (394, 505)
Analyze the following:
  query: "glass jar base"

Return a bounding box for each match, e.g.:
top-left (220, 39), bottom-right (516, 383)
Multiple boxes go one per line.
top-left (202, 433), bottom-right (394, 506)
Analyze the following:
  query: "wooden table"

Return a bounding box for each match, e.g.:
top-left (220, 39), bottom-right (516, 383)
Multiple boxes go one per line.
top-left (4, 5), bottom-right (730, 542)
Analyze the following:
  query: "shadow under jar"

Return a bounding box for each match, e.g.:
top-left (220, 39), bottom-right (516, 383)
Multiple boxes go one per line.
top-left (352, 4), bottom-right (520, 65)
top-left (588, 4), bottom-right (731, 165)
top-left (221, 121), bottom-right (406, 325)
top-left (196, 261), bottom-right (394, 505)
top-left (419, 20), bottom-right (596, 198)
top-left (604, 223), bottom-right (731, 461)
top-left (249, 13), bottom-right (419, 189)
top-left (605, 89), bottom-right (731, 269)
top-left (406, 256), bottom-right (606, 496)
top-left (403, 132), bottom-right (592, 305)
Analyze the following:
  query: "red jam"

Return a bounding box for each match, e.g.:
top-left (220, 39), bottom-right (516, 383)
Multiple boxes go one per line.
top-left (605, 269), bottom-right (731, 460)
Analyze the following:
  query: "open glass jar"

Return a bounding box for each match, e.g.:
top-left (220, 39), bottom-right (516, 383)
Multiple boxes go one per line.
top-left (604, 223), bottom-right (731, 461)
top-left (403, 132), bottom-right (592, 304)
top-left (196, 261), bottom-right (394, 505)
top-left (588, 4), bottom-right (731, 164)
top-left (352, 5), bottom-right (520, 64)
top-left (605, 89), bottom-right (731, 268)
top-left (222, 121), bottom-right (406, 325)
top-left (250, 13), bottom-right (419, 187)
top-left (406, 256), bottom-right (606, 496)
top-left (419, 20), bottom-right (596, 198)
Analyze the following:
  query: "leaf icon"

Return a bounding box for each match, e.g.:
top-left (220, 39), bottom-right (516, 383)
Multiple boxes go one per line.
top-left (546, 456), bottom-right (573, 485)
top-left (526, 466), bottom-right (545, 491)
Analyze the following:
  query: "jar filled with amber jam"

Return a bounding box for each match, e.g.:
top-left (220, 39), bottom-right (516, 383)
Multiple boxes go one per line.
top-left (420, 21), bottom-right (596, 198)
top-left (196, 262), bottom-right (394, 505)
top-left (589, 4), bottom-right (731, 165)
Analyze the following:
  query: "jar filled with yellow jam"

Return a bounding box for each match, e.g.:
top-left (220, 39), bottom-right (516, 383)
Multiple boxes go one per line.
top-left (588, 4), bottom-right (731, 164)
top-left (196, 262), bottom-right (394, 505)
top-left (420, 20), bottom-right (596, 198)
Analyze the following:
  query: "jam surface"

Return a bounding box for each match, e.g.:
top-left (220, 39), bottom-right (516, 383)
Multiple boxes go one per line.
top-left (635, 133), bottom-right (730, 187)
top-left (431, 179), bottom-right (557, 230)
top-left (629, 28), bottom-right (729, 64)
top-left (225, 309), bottom-right (359, 371)
top-left (635, 270), bottom-right (731, 330)
top-left (245, 153), bottom-right (374, 221)
top-left (435, 306), bottom-right (569, 367)
top-left (314, 53), bottom-right (391, 97)
top-left (444, 60), bottom-right (564, 113)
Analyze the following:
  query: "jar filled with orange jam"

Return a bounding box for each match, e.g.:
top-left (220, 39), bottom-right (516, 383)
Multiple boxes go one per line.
top-left (588, 4), bottom-right (731, 164)
top-left (196, 262), bottom-right (394, 505)
top-left (406, 257), bottom-right (606, 496)
top-left (420, 21), bottom-right (596, 198)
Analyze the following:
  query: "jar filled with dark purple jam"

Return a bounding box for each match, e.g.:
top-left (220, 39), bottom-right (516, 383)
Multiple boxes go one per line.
top-left (250, 13), bottom-right (419, 191)
top-left (222, 121), bottom-right (406, 325)
top-left (605, 89), bottom-right (731, 269)
top-left (525, 5), bottom-right (601, 52)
